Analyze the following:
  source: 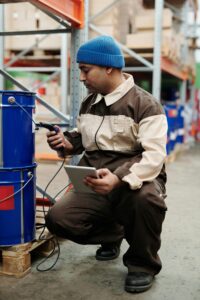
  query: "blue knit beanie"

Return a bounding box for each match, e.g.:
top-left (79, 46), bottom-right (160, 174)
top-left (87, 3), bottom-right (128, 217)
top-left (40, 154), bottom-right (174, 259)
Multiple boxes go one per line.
top-left (76, 35), bottom-right (125, 69)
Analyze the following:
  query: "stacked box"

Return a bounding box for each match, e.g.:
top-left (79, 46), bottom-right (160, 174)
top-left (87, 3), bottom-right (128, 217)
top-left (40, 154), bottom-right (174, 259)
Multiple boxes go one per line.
top-left (5, 3), bottom-right (36, 50)
top-left (126, 7), bottom-right (186, 65)
top-left (4, 2), bottom-right (61, 51)
top-left (89, 0), bottom-right (143, 42)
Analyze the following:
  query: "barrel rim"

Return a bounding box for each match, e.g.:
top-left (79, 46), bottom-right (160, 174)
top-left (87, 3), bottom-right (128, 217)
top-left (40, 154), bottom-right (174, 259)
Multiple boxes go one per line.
top-left (0, 90), bottom-right (36, 95)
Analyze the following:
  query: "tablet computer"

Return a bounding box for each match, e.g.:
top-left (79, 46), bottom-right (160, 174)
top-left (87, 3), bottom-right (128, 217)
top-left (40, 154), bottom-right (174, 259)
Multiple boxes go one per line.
top-left (64, 165), bottom-right (99, 193)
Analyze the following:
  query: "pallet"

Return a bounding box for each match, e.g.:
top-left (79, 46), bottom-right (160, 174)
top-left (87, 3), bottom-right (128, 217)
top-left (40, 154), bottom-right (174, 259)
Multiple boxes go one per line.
top-left (0, 231), bottom-right (55, 278)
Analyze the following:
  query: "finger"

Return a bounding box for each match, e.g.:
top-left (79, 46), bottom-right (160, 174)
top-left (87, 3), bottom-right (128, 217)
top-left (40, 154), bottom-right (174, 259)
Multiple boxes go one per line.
top-left (46, 131), bottom-right (57, 137)
top-left (97, 168), bottom-right (110, 177)
top-left (85, 177), bottom-right (106, 186)
top-left (54, 125), bottom-right (60, 132)
top-left (48, 138), bottom-right (63, 147)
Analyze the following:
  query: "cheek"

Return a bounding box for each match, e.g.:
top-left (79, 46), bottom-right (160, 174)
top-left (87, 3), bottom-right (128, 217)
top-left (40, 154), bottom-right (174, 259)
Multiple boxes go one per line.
top-left (87, 74), bottom-right (99, 85)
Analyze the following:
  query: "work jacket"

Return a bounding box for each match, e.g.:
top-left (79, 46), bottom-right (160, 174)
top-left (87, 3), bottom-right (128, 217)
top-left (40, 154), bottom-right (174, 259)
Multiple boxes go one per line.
top-left (64, 73), bottom-right (168, 190)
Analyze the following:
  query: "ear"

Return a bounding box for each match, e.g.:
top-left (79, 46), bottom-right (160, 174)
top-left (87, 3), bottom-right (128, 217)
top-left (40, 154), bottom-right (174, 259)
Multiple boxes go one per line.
top-left (105, 67), bottom-right (113, 74)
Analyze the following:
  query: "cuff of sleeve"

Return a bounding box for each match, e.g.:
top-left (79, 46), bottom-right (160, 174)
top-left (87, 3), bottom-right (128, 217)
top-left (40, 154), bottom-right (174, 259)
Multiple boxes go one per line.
top-left (122, 173), bottom-right (143, 190)
top-left (114, 167), bottom-right (143, 190)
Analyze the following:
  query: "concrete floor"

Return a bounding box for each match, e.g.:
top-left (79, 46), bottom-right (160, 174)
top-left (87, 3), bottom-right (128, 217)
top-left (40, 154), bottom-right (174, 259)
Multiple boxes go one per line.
top-left (0, 143), bottom-right (200, 300)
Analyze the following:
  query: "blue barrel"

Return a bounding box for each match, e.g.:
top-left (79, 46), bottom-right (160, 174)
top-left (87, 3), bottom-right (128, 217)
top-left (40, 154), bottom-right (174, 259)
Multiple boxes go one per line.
top-left (176, 105), bottom-right (184, 144)
top-left (164, 104), bottom-right (178, 154)
top-left (0, 91), bottom-right (35, 168)
top-left (0, 91), bottom-right (36, 246)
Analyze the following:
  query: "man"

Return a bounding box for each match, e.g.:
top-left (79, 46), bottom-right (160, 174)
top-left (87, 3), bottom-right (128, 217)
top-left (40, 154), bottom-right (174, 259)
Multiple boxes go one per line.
top-left (45, 35), bottom-right (168, 293)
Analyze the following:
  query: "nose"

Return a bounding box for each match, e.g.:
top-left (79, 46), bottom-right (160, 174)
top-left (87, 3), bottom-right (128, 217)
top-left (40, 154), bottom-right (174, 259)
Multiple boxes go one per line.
top-left (79, 71), bottom-right (86, 82)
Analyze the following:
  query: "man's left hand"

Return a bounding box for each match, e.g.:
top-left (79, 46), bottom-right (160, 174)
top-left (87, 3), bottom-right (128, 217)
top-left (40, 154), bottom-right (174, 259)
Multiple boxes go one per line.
top-left (84, 168), bottom-right (122, 195)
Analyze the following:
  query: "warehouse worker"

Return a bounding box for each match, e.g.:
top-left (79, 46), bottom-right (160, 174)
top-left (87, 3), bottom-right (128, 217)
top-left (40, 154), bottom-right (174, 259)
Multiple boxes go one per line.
top-left (45, 35), bottom-right (168, 293)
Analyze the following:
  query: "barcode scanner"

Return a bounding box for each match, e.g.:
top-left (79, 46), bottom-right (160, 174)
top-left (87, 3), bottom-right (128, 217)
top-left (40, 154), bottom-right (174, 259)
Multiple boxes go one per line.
top-left (39, 122), bottom-right (59, 133)
top-left (39, 122), bottom-right (64, 151)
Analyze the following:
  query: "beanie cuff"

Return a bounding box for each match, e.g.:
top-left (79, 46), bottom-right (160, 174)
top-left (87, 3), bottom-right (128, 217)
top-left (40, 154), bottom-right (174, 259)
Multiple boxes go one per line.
top-left (77, 50), bottom-right (125, 69)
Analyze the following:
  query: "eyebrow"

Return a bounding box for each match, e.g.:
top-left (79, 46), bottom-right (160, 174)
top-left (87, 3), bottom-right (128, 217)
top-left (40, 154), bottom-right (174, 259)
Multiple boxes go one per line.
top-left (79, 65), bottom-right (92, 69)
top-left (79, 65), bottom-right (92, 71)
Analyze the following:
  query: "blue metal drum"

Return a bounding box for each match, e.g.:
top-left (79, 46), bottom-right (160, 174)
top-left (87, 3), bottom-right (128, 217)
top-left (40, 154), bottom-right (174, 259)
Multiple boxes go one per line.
top-left (176, 105), bottom-right (184, 144)
top-left (0, 91), bottom-right (35, 169)
top-left (0, 91), bottom-right (36, 246)
top-left (0, 168), bottom-right (36, 245)
top-left (164, 104), bottom-right (178, 154)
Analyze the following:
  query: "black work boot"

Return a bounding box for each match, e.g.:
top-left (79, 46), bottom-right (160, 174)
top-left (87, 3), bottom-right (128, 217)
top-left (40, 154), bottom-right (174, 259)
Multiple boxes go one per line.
top-left (124, 272), bottom-right (154, 293)
top-left (95, 241), bottom-right (122, 261)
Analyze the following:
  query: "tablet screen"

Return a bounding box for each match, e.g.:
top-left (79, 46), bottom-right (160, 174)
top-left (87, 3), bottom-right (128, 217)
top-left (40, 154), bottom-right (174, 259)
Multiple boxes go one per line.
top-left (64, 165), bottom-right (98, 193)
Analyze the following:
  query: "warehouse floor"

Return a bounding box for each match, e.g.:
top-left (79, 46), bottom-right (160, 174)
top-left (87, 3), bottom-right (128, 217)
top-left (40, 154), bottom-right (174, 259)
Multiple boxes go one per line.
top-left (0, 143), bottom-right (200, 300)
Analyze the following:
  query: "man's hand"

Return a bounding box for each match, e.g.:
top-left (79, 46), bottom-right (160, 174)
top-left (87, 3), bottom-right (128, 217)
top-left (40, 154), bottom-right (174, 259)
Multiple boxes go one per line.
top-left (84, 168), bottom-right (123, 195)
top-left (46, 126), bottom-right (73, 155)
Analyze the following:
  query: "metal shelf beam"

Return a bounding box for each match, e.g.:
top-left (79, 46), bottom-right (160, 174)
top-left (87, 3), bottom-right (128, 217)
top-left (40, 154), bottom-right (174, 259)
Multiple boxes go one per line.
top-left (30, 0), bottom-right (84, 29)
top-left (0, 28), bottom-right (70, 36)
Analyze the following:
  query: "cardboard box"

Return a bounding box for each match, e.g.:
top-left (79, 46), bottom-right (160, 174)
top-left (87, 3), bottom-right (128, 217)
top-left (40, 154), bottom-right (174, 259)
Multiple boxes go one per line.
top-left (135, 9), bottom-right (173, 30)
top-left (126, 29), bottom-right (174, 49)
top-left (5, 3), bottom-right (36, 31)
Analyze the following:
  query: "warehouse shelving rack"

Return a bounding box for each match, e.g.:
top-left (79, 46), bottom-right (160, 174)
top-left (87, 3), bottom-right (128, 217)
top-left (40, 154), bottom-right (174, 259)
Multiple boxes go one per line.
top-left (0, 0), bottom-right (89, 199)
top-left (0, 0), bottom-right (197, 120)
top-left (0, 0), bottom-right (88, 125)
top-left (0, 0), bottom-right (198, 196)
top-left (89, 0), bottom-right (197, 103)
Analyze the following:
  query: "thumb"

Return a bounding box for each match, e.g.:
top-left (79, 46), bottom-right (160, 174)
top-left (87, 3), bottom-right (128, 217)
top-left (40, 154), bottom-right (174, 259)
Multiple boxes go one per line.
top-left (97, 168), bottom-right (110, 177)
top-left (54, 125), bottom-right (61, 133)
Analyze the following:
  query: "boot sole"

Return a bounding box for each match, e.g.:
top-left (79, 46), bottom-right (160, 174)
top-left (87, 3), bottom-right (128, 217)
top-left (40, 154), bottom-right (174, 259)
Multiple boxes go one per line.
top-left (95, 253), bottom-right (120, 261)
top-left (125, 282), bottom-right (153, 293)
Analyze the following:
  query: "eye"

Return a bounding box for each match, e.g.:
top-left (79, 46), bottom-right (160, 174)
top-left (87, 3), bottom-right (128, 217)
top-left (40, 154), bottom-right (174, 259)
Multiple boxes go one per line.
top-left (83, 68), bottom-right (89, 73)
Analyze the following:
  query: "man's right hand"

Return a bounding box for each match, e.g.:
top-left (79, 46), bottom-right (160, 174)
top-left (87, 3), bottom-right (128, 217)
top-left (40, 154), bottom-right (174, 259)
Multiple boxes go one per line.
top-left (46, 126), bottom-right (73, 156)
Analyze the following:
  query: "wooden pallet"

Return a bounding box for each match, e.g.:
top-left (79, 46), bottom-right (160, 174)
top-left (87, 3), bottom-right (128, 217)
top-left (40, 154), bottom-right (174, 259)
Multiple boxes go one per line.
top-left (0, 231), bottom-right (55, 278)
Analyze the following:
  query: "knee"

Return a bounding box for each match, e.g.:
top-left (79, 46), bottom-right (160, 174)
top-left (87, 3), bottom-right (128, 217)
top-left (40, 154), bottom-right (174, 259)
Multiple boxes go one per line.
top-left (45, 204), bottom-right (94, 241)
top-left (133, 188), bottom-right (150, 211)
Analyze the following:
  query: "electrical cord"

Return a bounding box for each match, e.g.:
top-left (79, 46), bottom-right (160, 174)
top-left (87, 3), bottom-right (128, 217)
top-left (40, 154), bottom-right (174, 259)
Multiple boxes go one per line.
top-left (36, 158), bottom-right (71, 272)
top-left (38, 158), bottom-right (66, 239)
top-left (6, 95), bottom-right (69, 272)
top-left (53, 183), bottom-right (71, 199)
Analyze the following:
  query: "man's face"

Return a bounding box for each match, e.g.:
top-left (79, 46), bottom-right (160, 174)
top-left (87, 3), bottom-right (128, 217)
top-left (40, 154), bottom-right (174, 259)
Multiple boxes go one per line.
top-left (79, 63), bottom-right (109, 94)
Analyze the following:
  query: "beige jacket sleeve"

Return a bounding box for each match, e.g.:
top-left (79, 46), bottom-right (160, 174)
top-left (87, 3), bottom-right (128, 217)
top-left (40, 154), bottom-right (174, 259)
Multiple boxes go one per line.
top-left (121, 114), bottom-right (168, 190)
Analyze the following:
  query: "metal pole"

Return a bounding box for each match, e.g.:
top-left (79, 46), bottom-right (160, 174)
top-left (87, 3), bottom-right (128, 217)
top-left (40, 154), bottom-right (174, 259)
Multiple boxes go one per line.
top-left (179, 2), bottom-right (190, 106)
top-left (70, 29), bottom-right (87, 128)
top-left (84, 0), bottom-right (89, 41)
top-left (180, 80), bottom-right (187, 105)
top-left (61, 33), bottom-right (68, 114)
top-left (70, 0), bottom-right (89, 128)
top-left (0, 4), bottom-right (4, 90)
top-left (69, 0), bottom-right (89, 165)
top-left (152, 0), bottom-right (164, 101)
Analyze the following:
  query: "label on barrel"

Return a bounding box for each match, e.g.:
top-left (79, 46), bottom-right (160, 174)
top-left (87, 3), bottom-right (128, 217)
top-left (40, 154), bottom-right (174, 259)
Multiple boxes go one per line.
top-left (0, 186), bottom-right (15, 210)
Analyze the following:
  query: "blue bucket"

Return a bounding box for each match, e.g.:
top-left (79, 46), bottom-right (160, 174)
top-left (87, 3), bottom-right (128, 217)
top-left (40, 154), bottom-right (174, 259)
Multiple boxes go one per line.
top-left (0, 168), bottom-right (36, 246)
top-left (0, 91), bottom-right (36, 246)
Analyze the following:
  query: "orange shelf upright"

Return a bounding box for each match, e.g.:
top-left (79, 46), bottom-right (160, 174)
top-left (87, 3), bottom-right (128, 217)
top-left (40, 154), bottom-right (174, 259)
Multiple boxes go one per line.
top-left (30, 0), bottom-right (84, 28)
